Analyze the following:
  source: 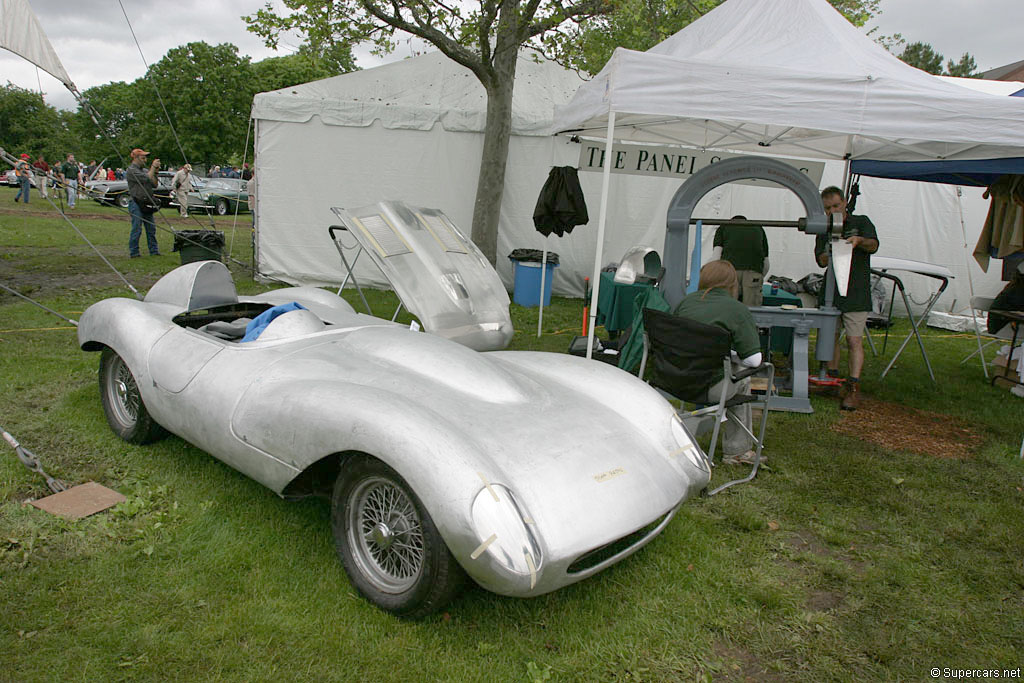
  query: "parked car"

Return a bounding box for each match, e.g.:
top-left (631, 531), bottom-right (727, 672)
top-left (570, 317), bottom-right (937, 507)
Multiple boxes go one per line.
top-left (77, 260), bottom-right (710, 617)
top-left (185, 177), bottom-right (249, 215)
top-left (85, 171), bottom-right (191, 209)
top-left (4, 169), bottom-right (38, 187)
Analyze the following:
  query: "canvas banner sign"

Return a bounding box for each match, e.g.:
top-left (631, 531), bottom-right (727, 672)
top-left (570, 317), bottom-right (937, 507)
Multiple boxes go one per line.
top-left (578, 142), bottom-right (825, 187)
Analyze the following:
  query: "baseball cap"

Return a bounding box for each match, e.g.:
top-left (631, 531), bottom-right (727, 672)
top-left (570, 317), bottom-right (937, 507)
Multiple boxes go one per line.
top-left (20, 153), bottom-right (30, 159)
top-left (130, 148), bottom-right (149, 157)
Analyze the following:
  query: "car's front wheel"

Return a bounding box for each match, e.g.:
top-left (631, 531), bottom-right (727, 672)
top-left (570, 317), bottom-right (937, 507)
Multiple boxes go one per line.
top-left (215, 198), bottom-right (229, 216)
top-left (116, 193), bottom-right (131, 209)
top-left (332, 456), bottom-right (465, 617)
top-left (99, 348), bottom-right (167, 444)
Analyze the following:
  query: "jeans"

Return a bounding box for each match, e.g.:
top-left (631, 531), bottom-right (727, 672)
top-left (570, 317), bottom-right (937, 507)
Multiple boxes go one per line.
top-left (129, 199), bottom-right (159, 256)
top-left (14, 176), bottom-right (30, 203)
top-left (66, 179), bottom-right (77, 207)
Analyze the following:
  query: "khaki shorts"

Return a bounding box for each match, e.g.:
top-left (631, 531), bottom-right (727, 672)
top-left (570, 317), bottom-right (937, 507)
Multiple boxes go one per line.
top-left (841, 311), bottom-right (869, 337)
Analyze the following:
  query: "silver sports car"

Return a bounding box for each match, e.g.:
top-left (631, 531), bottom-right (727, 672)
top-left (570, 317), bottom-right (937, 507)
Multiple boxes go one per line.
top-left (78, 260), bottom-right (711, 616)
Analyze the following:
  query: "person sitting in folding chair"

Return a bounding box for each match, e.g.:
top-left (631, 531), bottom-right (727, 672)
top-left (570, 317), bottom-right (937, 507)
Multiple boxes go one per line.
top-left (988, 263), bottom-right (1024, 335)
top-left (673, 260), bottom-right (764, 465)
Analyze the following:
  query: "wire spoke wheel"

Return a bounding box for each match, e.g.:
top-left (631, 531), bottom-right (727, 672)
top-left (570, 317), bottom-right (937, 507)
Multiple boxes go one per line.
top-left (332, 456), bottom-right (465, 616)
top-left (348, 476), bottom-right (425, 593)
top-left (98, 348), bottom-right (166, 444)
top-left (105, 355), bottom-right (142, 426)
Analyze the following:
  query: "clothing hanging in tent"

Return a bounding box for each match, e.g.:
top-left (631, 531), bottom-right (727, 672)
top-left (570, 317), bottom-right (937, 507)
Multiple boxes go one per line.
top-left (533, 166), bottom-right (588, 237)
top-left (974, 175), bottom-right (1024, 272)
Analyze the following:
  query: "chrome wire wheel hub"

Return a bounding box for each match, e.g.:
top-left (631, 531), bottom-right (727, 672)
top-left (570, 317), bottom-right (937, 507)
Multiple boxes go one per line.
top-left (348, 477), bottom-right (425, 593)
top-left (109, 359), bottom-right (140, 424)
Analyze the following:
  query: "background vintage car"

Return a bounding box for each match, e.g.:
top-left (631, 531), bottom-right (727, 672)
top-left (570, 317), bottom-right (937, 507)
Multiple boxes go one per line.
top-left (184, 177), bottom-right (249, 215)
top-left (85, 171), bottom-right (199, 209)
top-left (5, 169), bottom-right (38, 187)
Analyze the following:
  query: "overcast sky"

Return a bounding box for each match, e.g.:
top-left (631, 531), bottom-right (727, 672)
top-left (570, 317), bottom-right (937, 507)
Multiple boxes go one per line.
top-left (2, 0), bottom-right (1022, 112)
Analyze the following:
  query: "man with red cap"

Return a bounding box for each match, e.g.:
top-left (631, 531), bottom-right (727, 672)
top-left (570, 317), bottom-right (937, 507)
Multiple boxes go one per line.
top-left (126, 148), bottom-right (161, 257)
top-left (14, 153), bottom-right (33, 203)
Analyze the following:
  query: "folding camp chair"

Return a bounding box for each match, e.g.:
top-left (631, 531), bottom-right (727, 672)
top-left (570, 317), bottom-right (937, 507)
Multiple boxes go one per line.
top-left (961, 296), bottom-right (1016, 380)
top-left (639, 308), bottom-right (774, 495)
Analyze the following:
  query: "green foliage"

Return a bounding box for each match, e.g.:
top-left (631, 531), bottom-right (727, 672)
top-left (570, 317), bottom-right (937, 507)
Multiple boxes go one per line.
top-left (251, 53), bottom-right (339, 93)
top-left (132, 42), bottom-right (256, 168)
top-left (66, 81), bottom-right (144, 164)
top-left (946, 53), bottom-right (981, 79)
top-left (899, 41), bottom-right (944, 75)
top-left (4, 38), bottom-right (357, 173)
top-left (897, 41), bottom-right (980, 78)
top-left (0, 84), bottom-right (74, 162)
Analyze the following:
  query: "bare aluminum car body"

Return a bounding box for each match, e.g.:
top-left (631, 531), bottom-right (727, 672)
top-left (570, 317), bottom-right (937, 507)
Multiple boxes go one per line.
top-left (78, 261), bottom-right (709, 605)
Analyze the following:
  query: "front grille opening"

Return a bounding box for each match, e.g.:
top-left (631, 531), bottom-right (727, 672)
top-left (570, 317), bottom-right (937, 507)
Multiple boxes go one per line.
top-left (566, 511), bottom-right (672, 575)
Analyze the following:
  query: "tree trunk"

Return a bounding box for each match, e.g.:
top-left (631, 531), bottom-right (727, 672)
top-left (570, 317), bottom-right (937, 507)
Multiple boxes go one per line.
top-left (470, 51), bottom-right (518, 265)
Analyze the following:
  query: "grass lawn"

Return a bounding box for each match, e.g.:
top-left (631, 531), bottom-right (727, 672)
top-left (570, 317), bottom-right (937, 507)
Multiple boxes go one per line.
top-left (2, 185), bottom-right (1023, 682)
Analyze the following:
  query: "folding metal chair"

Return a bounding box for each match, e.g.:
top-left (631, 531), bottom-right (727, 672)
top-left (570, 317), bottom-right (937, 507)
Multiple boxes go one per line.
top-left (639, 308), bottom-right (774, 495)
top-left (961, 296), bottom-right (1015, 380)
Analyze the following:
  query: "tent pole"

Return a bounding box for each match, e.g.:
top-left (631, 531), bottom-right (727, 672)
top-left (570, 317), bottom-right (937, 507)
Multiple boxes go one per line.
top-left (955, 186), bottom-right (978, 311)
top-left (537, 246), bottom-right (548, 337)
top-left (586, 111), bottom-right (617, 359)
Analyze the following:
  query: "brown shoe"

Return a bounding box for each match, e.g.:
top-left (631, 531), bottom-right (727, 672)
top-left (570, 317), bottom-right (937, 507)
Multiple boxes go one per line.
top-left (840, 381), bottom-right (860, 410)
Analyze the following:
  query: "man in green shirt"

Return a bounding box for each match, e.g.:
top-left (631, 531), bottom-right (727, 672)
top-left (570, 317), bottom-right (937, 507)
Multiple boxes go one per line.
top-left (673, 260), bottom-right (763, 465)
top-left (814, 186), bottom-right (879, 410)
top-left (58, 153), bottom-right (79, 208)
top-left (713, 215), bottom-right (769, 305)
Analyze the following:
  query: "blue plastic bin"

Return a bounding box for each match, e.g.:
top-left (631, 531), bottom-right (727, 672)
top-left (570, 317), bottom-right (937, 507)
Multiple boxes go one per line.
top-left (511, 260), bottom-right (558, 307)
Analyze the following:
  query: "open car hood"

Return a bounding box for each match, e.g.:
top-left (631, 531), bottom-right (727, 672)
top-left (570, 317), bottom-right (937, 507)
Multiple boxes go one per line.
top-left (331, 201), bottom-right (514, 351)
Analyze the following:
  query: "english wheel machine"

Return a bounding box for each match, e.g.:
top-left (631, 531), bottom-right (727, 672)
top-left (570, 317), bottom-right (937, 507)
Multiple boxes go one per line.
top-left (659, 156), bottom-right (846, 413)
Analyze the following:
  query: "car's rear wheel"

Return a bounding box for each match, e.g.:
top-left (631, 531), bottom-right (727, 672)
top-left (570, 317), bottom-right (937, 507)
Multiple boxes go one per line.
top-left (332, 456), bottom-right (465, 617)
top-left (215, 198), bottom-right (229, 216)
top-left (116, 193), bottom-right (131, 209)
top-left (99, 348), bottom-right (167, 444)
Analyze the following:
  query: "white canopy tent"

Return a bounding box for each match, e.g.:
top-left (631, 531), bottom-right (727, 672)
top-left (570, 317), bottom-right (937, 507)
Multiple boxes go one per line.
top-left (553, 0), bottom-right (1024, 353)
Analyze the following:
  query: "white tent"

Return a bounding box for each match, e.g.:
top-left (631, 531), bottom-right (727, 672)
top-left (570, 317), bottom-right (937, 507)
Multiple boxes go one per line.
top-left (252, 51), bottom-right (722, 302)
top-left (252, 51), bottom-right (591, 294)
top-left (553, 0), bottom-right (1024, 344)
top-left (251, 20), bottom-right (1019, 319)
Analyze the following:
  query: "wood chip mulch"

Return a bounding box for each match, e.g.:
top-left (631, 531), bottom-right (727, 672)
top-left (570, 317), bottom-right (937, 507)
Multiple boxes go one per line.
top-left (829, 398), bottom-right (982, 459)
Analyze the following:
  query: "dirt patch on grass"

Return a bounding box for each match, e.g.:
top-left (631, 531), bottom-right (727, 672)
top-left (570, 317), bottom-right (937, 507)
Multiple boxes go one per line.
top-left (806, 589), bottom-right (844, 612)
top-left (711, 642), bottom-right (786, 682)
top-left (829, 398), bottom-right (982, 459)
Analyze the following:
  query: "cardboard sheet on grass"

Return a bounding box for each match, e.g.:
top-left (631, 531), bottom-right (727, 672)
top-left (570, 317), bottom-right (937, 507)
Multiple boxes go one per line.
top-left (29, 482), bottom-right (125, 519)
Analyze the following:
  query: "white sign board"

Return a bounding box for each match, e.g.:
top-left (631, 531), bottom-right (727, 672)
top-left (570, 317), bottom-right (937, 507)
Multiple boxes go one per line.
top-left (578, 142), bottom-right (825, 187)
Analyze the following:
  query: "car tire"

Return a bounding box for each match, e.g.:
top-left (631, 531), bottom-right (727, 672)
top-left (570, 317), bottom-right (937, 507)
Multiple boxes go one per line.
top-left (215, 198), bottom-right (229, 216)
top-left (98, 348), bottom-right (167, 444)
top-left (332, 456), bottom-right (465, 618)
top-left (116, 193), bottom-right (131, 209)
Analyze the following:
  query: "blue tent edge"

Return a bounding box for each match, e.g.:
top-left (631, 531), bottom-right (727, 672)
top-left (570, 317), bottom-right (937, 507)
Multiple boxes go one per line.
top-left (850, 157), bottom-right (1024, 187)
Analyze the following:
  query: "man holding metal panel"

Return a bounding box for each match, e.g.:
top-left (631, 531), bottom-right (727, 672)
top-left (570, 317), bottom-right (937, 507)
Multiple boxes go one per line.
top-left (814, 186), bottom-right (879, 410)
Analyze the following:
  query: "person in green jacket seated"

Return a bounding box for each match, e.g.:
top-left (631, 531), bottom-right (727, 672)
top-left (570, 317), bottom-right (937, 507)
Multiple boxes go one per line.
top-left (673, 260), bottom-right (763, 466)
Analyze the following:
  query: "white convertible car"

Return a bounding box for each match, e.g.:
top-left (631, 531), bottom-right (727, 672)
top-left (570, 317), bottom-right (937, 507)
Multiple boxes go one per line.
top-left (77, 259), bottom-right (710, 617)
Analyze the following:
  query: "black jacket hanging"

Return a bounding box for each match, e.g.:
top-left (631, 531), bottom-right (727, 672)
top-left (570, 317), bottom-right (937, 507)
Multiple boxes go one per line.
top-left (532, 166), bottom-right (588, 237)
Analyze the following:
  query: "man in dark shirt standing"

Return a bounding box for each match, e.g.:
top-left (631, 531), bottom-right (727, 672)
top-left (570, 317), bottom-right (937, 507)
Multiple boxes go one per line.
top-left (713, 215), bottom-right (769, 305)
top-left (59, 153), bottom-right (79, 208)
top-left (126, 148), bottom-right (161, 258)
top-left (814, 186), bottom-right (879, 410)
